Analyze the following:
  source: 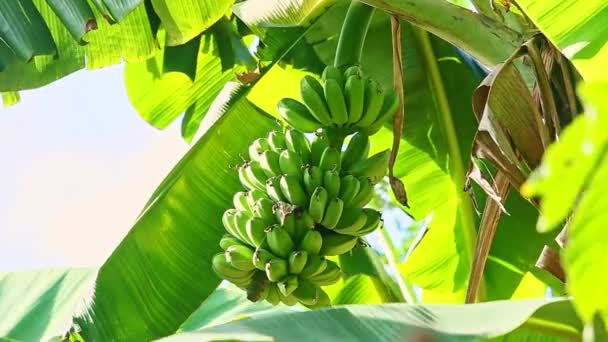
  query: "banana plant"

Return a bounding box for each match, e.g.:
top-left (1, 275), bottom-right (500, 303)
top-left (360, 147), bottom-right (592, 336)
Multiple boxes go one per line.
top-left (1, 0), bottom-right (608, 341)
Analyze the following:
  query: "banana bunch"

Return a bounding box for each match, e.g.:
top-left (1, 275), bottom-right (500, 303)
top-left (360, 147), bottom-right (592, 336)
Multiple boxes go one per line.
top-left (277, 65), bottom-right (399, 135)
top-left (214, 128), bottom-right (390, 307)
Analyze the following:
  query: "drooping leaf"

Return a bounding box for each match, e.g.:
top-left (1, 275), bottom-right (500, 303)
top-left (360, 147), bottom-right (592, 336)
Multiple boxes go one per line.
top-left (74, 84), bottom-right (278, 341)
top-left (232, 0), bottom-right (336, 27)
top-left (45, 0), bottom-right (96, 41)
top-left (0, 268), bottom-right (97, 341)
top-left (160, 298), bottom-right (581, 342)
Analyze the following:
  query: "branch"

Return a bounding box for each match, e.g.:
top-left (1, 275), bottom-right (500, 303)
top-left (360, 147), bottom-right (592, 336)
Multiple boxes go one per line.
top-left (359, 0), bottom-right (527, 67)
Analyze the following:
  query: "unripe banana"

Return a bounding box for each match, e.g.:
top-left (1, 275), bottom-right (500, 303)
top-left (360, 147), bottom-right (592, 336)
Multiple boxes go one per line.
top-left (323, 169), bottom-right (341, 199)
top-left (266, 284), bottom-right (281, 305)
top-left (238, 164), bottom-right (258, 191)
top-left (321, 197), bottom-right (344, 229)
top-left (354, 209), bottom-right (382, 236)
top-left (267, 131), bottom-right (287, 151)
top-left (277, 98), bottom-right (322, 133)
top-left (246, 190), bottom-right (268, 209)
top-left (343, 65), bottom-right (362, 79)
top-left (310, 131), bottom-right (330, 166)
top-left (320, 233), bottom-right (358, 256)
top-left (300, 255), bottom-right (327, 278)
top-left (266, 176), bottom-right (286, 202)
top-left (341, 132), bottom-right (370, 170)
top-left (244, 161), bottom-right (268, 191)
top-left (322, 65), bottom-right (344, 86)
top-left (281, 212), bottom-right (297, 237)
top-left (220, 234), bottom-right (244, 251)
top-left (285, 128), bottom-right (311, 165)
top-left (280, 293), bottom-right (299, 306)
top-left (348, 149), bottom-right (390, 184)
top-left (212, 253), bottom-right (253, 279)
top-left (293, 214), bottom-right (311, 242)
top-left (299, 211), bottom-right (315, 230)
top-left (259, 150), bottom-right (282, 178)
top-left (233, 210), bottom-right (254, 246)
top-left (266, 224), bottom-right (294, 258)
top-left (225, 245), bottom-right (256, 271)
top-left (249, 138), bottom-right (270, 162)
top-left (233, 191), bottom-right (251, 212)
top-left (300, 76), bottom-right (333, 126)
top-left (345, 74), bottom-right (365, 124)
top-left (246, 271), bottom-right (270, 302)
top-left (304, 288), bottom-right (331, 309)
top-left (251, 198), bottom-right (276, 224)
top-left (246, 217), bottom-right (269, 247)
top-left (309, 186), bottom-right (329, 224)
top-left (279, 174), bottom-right (308, 207)
top-left (252, 248), bottom-right (277, 271)
top-left (265, 258), bottom-right (288, 282)
top-left (288, 250), bottom-right (308, 274)
top-left (277, 274), bottom-right (299, 297)
top-left (361, 89), bottom-right (400, 136)
top-left (324, 78), bottom-right (348, 126)
top-left (299, 230), bottom-right (323, 255)
top-left (303, 166), bottom-right (323, 196)
top-left (222, 209), bottom-right (247, 243)
top-left (308, 260), bottom-right (342, 285)
top-left (318, 146), bottom-right (341, 171)
top-left (350, 177), bottom-right (374, 208)
top-left (292, 280), bottom-right (320, 306)
top-left (357, 79), bottom-right (384, 128)
top-left (333, 208), bottom-right (367, 235)
top-left (339, 175), bottom-right (361, 207)
top-left (279, 150), bottom-right (304, 177)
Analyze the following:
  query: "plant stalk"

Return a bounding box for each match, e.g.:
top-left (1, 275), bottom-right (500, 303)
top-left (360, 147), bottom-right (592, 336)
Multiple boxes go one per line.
top-left (378, 227), bottom-right (418, 303)
top-left (334, 1), bottom-right (375, 68)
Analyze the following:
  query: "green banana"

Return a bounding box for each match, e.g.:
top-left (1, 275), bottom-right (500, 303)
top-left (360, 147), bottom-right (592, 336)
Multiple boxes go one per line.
top-left (225, 245), bottom-right (256, 271)
top-left (323, 169), bottom-right (341, 199)
top-left (277, 98), bottom-right (322, 133)
top-left (248, 137), bottom-right (270, 162)
top-left (252, 248), bottom-right (277, 271)
top-left (246, 217), bottom-right (269, 247)
top-left (266, 284), bottom-right (281, 305)
top-left (320, 232), bottom-right (358, 256)
top-left (321, 65), bottom-right (344, 86)
top-left (222, 209), bottom-right (246, 243)
top-left (281, 212), bottom-right (297, 237)
top-left (233, 210), bottom-right (254, 246)
top-left (246, 271), bottom-right (270, 303)
top-left (361, 89), bottom-right (400, 136)
top-left (267, 131), bottom-right (287, 151)
top-left (246, 189), bottom-right (268, 209)
top-left (341, 132), bottom-right (370, 170)
top-left (354, 209), bottom-right (382, 236)
top-left (299, 211), bottom-right (315, 230)
top-left (300, 255), bottom-right (327, 278)
top-left (304, 288), bottom-right (331, 308)
top-left (251, 198), bottom-right (276, 224)
top-left (219, 234), bottom-right (243, 251)
top-left (321, 197), bottom-right (344, 229)
top-left (324, 78), bottom-right (348, 126)
top-left (303, 166), bottom-right (323, 196)
top-left (347, 149), bottom-right (390, 184)
top-left (293, 215), bottom-right (311, 242)
top-left (345, 74), bottom-right (365, 124)
top-left (244, 161), bottom-right (268, 191)
top-left (343, 65), bottom-right (362, 79)
top-left (277, 274), bottom-right (299, 297)
top-left (279, 174), bottom-right (308, 207)
top-left (300, 76), bottom-right (333, 126)
top-left (318, 146), bottom-right (341, 171)
top-left (233, 191), bottom-right (251, 212)
top-left (285, 128), bottom-right (311, 165)
top-left (339, 175), bottom-right (361, 208)
top-left (238, 163), bottom-right (257, 191)
top-left (310, 131), bottom-right (330, 166)
top-left (288, 250), bottom-right (308, 274)
top-left (212, 253), bottom-right (253, 280)
top-left (357, 79), bottom-right (384, 128)
top-left (333, 208), bottom-right (367, 235)
top-left (308, 260), bottom-right (342, 285)
top-left (266, 224), bottom-right (294, 258)
top-left (309, 186), bottom-right (329, 224)
top-left (292, 280), bottom-right (320, 306)
top-left (279, 149), bottom-right (304, 177)
top-left (350, 177), bottom-right (374, 208)
top-left (299, 230), bottom-right (323, 255)
top-left (280, 293), bottom-right (299, 306)
top-left (265, 258), bottom-right (288, 282)
top-left (266, 176), bottom-right (285, 202)
top-left (259, 150), bottom-right (282, 178)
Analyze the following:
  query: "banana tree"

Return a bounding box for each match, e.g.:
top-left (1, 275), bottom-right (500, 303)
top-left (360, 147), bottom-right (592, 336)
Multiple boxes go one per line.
top-left (1, 0), bottom-right (607, 341)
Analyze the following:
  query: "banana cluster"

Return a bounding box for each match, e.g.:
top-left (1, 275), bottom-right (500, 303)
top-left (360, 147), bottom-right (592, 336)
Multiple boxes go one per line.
top-left (277, 65), bottom-right (398, 135)
top-left (213, 128), bottom-right (389, 307)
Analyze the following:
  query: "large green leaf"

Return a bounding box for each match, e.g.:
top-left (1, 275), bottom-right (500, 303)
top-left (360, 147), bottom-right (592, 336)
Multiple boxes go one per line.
top-left (0, 268), bottom-right (97, 341)
top-left (160, 298), bottom-right (582, 341)
top-left (74, 84), bottom-right (278, 341)
top-left (523, 82), bottom-right (608, 325)
top-left (517, 0), bottom-right (608, 83)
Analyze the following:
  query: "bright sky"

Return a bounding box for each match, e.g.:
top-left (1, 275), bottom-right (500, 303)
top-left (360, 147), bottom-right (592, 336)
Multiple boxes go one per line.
top-left (0, 65), bottom-right (190, 271)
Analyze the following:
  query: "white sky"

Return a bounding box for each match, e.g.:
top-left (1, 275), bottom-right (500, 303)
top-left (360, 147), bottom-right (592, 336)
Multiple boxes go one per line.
top-left (0, 65), bottom-right (189, 271)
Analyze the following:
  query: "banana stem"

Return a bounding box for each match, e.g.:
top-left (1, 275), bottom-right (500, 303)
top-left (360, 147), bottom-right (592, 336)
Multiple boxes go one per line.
top-left (334, 1), bottom-right (375, 69)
